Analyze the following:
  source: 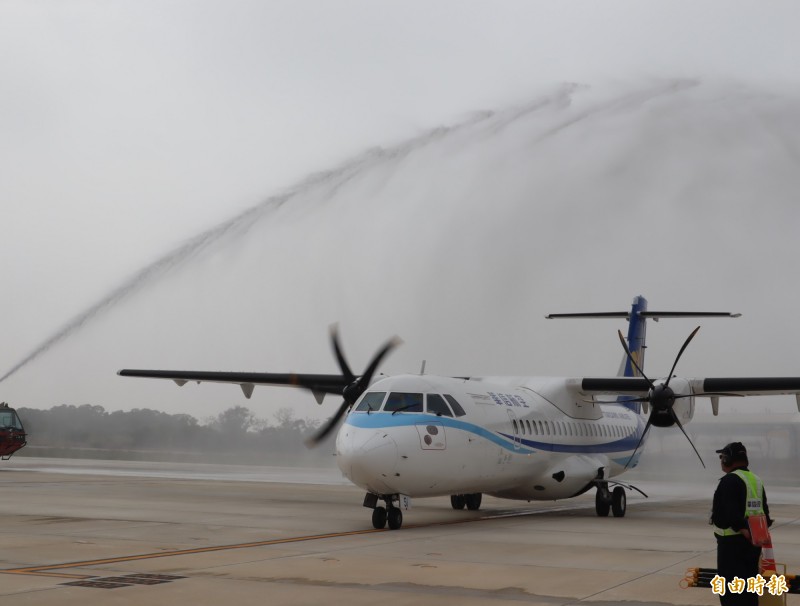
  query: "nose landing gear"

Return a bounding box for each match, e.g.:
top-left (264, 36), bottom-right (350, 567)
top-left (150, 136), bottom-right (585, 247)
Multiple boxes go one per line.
top-left (371, 506), bottom-right (387, 528)
top-left (364, 493), bottom-right (404, 530)
top-left (387, 506), bottom-right (403, 530)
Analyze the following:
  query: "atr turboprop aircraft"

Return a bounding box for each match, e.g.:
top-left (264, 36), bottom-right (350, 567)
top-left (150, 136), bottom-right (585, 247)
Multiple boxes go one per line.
top-left (119, 296), bottom-right (800, 530)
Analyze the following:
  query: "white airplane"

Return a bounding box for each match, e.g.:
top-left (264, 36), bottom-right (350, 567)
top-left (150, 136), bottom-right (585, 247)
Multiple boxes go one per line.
top-left (118, 296), bottom-right (800, 530)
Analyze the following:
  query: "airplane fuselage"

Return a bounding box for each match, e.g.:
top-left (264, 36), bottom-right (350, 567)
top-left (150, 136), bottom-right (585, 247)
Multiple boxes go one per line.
top-left (336, 374), bottom-right (676, 502)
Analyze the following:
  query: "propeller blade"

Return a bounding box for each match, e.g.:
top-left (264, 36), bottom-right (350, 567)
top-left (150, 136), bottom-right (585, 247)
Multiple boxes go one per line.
top-left (664, 326), bottom-right (700, 388)
top-left (617, 330), bottom-right (653, 387)
top-left (620, 326), bottom-right (705, 469)
top-left (340, 336), bottom-right (402, 405)
top-left (624, 417), bottom-right (653, 470)
top-left (330, 325), bottom-right (355, 382)
top-left (670, 408), bottom-right (706, 468)
top-left (359, 336), bottom-right (402, 388)
top-left (306, 400), bottom-right (350, 447)
top-left (310, 331), bottom-right (402, 448)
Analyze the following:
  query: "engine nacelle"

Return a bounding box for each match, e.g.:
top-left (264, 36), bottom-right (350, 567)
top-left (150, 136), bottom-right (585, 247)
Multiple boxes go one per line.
top-left (649, 377), bottom-right (694, 428)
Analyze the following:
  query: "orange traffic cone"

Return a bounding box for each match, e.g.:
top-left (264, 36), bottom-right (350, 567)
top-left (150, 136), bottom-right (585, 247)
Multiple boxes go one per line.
top-left (761, 533), bottom-right (776, 574)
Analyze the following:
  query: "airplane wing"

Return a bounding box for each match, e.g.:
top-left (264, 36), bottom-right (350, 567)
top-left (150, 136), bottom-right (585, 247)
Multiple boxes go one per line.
top-left (695, 377), bottom-right (800, 396)
top-left (575, 376), bottom-right (800, 412)
top-left (117, 369), bottom-right (349, 402)
top-left (577, 378), bottom-right (650, 394)
top-left (578, 376), bottom-right (800, 396)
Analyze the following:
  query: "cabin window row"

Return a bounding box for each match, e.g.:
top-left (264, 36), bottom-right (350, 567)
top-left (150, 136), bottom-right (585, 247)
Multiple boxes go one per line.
top-left (511, 418), bottom-right (630, 439)
top-left (354, 392), bottom-right (467, 417)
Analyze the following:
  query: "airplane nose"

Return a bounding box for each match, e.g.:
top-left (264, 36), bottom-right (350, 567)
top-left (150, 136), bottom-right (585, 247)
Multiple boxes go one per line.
top-left (337, 427), bottom-right (399, 493)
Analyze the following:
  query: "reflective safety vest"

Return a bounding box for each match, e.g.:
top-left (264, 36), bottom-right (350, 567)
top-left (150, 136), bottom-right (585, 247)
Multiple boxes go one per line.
top-left (713, 469), bottom-right (765, 537)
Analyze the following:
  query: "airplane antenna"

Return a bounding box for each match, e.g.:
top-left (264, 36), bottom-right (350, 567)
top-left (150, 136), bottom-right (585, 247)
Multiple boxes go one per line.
top-left (420, 360), bottom-right (426, 375)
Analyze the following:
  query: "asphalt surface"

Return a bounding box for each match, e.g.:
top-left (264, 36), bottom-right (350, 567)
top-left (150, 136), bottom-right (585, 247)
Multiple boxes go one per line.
top-left (1, 458), bottom-right (798, 605)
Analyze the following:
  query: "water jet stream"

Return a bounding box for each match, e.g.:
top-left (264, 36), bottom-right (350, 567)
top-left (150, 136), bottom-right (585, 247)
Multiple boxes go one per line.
top-left (4, 78), bottom-right (785, 383)
top-left (1, 85), bottom-right (582, 382)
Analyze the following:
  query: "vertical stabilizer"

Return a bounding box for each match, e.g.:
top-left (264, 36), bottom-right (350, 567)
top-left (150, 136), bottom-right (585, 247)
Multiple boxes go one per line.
top-left (619, 295), bottom-right (648, 378)
top-left (616, 296), bottom-right (648, 415)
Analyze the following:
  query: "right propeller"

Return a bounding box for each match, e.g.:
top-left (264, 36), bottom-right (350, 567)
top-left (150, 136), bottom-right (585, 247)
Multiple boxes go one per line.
top-left (305, 327), bottom-right (401, 447)
top-left (617, 326), bottom-right (739, 469)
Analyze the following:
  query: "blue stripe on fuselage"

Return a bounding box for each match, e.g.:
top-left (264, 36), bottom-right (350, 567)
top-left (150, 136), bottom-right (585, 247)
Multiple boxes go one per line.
top-left (346, 412), bottom-right (521, 452)
top-left (345, 412), bottom-right (644, 455)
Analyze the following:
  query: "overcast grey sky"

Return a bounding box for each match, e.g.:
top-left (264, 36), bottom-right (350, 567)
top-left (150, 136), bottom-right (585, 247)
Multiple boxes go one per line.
top-left (2, 1), bottom-right (800, 426)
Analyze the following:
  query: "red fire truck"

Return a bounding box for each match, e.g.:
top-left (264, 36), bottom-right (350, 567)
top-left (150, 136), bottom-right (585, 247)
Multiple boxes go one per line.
top-left (0, 402), bottom-right (26, 459)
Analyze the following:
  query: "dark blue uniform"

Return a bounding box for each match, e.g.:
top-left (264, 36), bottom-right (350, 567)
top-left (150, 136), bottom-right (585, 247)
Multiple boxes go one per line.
top-left (711, 467), bottom-right (771, 606)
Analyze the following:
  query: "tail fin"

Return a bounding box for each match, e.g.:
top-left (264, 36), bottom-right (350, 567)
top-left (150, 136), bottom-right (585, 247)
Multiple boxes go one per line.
top-left (620, 295), bottom-right (648, 378)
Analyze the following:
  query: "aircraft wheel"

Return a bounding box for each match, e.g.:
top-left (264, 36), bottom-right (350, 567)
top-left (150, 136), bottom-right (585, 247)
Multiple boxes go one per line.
top-left (611, 486), bottom-right (626, 518)
top-left (372, 506), bottom-right (387, 529)
top-left (450, 495), bottom-right (466, 510)
top-left (465, 493), bottom-right (482, 511)
top-left (387, 507), bottom-right (403, 530)
top-left (595, 489), bottom-right (610, 517)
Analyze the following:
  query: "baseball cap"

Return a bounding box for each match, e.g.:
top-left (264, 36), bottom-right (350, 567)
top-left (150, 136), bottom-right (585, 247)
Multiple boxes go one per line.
top-left (715, 442), bottom-right (747, 458)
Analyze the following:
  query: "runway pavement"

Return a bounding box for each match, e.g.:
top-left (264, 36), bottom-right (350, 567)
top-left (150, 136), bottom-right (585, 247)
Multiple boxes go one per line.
top-left (1, 458), bottom-right (798, 605)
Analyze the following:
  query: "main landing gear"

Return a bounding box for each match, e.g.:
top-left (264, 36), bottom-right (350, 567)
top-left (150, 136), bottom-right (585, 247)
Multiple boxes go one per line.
top-left (364, 493), bottom-right (404, 530)
top-left (450, 493), bottom-right (482, 511)
top-left (595, 482), bottom-right (627, 517)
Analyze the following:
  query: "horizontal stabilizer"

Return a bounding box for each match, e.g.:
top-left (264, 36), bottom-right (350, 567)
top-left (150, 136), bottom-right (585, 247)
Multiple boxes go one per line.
top-left (546, 312), bottom-right (630, 319)
top-left (641, 311), bottom-right (741, 320)
top-left (546, 311), bottom-right (740, 320)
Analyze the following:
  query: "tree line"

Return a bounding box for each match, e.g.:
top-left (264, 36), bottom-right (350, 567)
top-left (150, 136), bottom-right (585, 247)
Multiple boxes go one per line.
top-left (15, 404), bottom-right (334, 465)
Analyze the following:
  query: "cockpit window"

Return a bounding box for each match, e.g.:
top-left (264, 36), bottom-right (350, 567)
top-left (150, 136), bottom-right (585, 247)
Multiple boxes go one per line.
top-left (384, 392), bottom-right (423, 413)
top-left (426, 394), bottom-right (453, 417)
top-left (355, 392), bottom-right (386, 412)
top-left (443, 394), bottom-right (467, 417)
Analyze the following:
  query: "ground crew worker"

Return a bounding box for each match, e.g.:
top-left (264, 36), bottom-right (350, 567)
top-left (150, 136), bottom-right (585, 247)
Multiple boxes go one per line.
top-left (710, 441), bottom-right (772, 606)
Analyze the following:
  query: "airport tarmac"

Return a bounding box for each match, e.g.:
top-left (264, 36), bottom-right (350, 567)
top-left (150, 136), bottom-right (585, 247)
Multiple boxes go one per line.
top-left (1, 458), bottom-right (798, 605)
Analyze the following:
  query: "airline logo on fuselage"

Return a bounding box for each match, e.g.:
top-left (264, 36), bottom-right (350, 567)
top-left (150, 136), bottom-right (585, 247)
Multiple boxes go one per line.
top-left (486, 392), bottom-right (530, 408)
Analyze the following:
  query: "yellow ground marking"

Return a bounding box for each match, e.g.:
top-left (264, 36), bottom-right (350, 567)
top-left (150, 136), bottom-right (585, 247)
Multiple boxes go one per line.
top-left (1, 505), bottom-right (581, 579)
top-left (0, 527), bottom-right (387, 578)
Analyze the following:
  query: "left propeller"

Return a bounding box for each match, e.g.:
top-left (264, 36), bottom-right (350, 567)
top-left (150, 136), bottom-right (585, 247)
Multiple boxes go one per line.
top-left (305, 327), bottom-right (401, 447)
